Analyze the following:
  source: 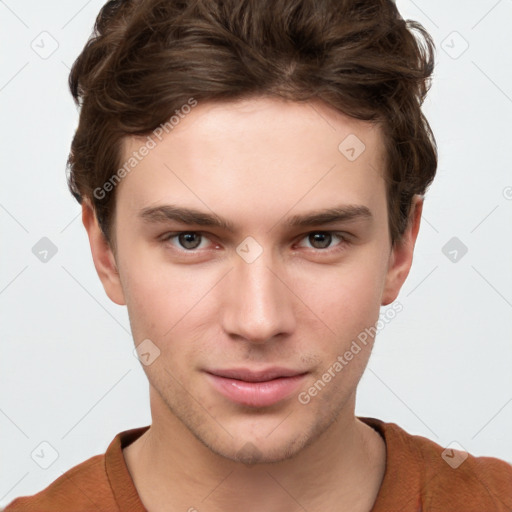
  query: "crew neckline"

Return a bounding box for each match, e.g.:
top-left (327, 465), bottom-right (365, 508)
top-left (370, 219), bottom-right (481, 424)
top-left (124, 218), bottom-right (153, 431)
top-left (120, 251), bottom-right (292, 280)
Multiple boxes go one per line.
top-left (105, 416), bottom-right (419, 511)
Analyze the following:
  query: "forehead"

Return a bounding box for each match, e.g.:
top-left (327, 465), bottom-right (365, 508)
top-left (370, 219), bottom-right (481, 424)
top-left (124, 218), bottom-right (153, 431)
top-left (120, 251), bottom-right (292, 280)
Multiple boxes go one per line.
top-left (116, 97), bottom-right (387, 228)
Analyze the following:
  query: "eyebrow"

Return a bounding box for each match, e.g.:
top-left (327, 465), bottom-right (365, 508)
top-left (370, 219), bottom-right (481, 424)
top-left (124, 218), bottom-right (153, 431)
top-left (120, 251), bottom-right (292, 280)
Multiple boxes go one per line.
top-left (139, 204), bottom-right (372, 232)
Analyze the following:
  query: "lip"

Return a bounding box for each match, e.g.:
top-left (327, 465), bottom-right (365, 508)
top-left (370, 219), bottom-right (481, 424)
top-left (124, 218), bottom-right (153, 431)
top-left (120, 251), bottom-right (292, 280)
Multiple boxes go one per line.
top-left (205, 367), bottom-right (308, 407)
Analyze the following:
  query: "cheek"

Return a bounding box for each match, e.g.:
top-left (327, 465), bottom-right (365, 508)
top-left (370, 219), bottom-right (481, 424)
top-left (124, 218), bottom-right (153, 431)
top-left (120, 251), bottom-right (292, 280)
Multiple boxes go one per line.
top-left (119, 247), bottom-right (219, 354)
top-left (123, 272), bottom-right (185, 341)
top-left (292, 253), bottom-right (387, 339)
top-left (118, 247), bottom-right (177, 342)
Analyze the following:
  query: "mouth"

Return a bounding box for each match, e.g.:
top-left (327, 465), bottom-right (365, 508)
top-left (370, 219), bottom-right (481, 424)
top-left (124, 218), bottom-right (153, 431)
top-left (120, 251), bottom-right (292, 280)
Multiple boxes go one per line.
top-left (204, 367), bottom-right (309, 407)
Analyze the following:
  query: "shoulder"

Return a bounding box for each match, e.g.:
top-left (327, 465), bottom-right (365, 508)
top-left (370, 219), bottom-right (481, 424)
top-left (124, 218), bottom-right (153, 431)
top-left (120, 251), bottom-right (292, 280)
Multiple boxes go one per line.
top-left (411, 431), bottom-right (512, 510)
top-left (2, 453), bottom-right (115, 512)
top-left (3, 426), bottom-right (149, 512)
top-left (360, 416), bottom-right (512, 511)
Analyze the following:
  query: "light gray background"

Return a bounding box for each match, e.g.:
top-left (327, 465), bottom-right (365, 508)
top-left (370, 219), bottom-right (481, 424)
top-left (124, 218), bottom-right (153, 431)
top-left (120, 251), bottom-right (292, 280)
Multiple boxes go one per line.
top-left (1, 0), bottom-right (511, 506)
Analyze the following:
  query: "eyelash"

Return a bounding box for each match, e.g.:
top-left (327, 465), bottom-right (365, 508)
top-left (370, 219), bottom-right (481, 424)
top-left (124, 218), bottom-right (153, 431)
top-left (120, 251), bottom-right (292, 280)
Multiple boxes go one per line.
top-left (159, 231), bottom-right (351, 254)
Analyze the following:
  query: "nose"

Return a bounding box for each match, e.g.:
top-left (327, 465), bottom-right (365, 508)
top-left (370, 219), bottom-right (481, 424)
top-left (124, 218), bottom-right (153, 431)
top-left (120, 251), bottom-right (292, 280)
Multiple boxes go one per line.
top-left (221, 248), bottom-right (296, 344)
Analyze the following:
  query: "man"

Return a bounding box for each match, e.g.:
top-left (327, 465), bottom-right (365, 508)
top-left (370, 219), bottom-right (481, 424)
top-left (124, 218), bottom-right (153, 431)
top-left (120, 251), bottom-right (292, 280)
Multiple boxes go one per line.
top-left (5, 0), bottom-right (512, 510)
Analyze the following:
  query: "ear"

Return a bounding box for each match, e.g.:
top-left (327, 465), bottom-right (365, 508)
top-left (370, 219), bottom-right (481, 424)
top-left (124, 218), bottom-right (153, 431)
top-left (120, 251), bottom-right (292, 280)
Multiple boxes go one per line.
top-left (381, 195), bottom-right (423, 306)
top-left (81, 199), bottom-right (126, 306)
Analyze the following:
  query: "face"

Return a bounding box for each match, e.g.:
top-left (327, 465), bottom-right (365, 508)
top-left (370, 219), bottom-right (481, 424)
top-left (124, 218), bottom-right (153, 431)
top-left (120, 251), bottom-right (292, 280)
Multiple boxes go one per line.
top-left (84, 96), bottom-right (420, 464)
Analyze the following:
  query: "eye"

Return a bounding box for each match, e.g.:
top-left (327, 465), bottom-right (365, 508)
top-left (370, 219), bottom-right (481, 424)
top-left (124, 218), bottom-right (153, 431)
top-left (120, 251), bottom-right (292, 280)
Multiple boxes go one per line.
top-left (159, 230), bottom-right (351, 255)
top-left (297, 231), bottom-right (349, 251)
top-left (161, 232), bottom-right (211, 251)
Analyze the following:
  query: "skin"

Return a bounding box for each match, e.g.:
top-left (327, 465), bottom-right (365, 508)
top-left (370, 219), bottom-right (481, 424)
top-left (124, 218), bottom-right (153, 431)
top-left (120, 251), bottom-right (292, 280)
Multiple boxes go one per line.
top-left (82, 96), bottom-right (423, 512)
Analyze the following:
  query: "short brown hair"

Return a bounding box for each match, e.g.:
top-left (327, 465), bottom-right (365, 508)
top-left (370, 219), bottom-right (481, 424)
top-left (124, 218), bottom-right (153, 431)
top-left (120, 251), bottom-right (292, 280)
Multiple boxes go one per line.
top-left (67, 0), bottom-right (437, 247)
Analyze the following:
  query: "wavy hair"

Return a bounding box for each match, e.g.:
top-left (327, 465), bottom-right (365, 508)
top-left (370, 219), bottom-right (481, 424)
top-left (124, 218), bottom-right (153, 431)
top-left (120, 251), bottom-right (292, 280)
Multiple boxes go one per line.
top-left (67, 0), bottom-right (437, 247)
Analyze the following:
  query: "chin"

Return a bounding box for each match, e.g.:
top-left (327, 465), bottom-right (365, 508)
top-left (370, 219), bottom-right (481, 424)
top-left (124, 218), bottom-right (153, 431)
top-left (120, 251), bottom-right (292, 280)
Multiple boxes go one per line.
top-left (190, 413), bottom-right (325, 466)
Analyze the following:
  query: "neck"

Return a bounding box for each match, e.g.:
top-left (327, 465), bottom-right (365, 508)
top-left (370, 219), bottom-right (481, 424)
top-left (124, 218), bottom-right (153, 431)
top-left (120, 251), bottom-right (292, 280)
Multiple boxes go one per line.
top-left (124, 390), bottom-right (386, 512)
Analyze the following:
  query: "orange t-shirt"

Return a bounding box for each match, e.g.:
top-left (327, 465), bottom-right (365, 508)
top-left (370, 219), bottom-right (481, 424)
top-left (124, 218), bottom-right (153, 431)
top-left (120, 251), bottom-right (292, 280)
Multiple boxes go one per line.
top-left (4, 416), bottom-right (512, 511)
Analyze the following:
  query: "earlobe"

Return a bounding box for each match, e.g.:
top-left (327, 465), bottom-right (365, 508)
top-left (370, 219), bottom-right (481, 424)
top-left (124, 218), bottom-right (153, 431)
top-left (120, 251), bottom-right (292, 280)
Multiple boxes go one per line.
top-left (81, 200), bottom-right (126, 306)
top-left (381, 195), bottom-right (423, 306)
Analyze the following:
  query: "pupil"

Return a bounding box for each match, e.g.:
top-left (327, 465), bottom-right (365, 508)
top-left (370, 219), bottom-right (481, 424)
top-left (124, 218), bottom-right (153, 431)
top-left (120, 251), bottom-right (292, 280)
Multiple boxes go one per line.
top-left (310, 232), bottom-right (331, 249)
